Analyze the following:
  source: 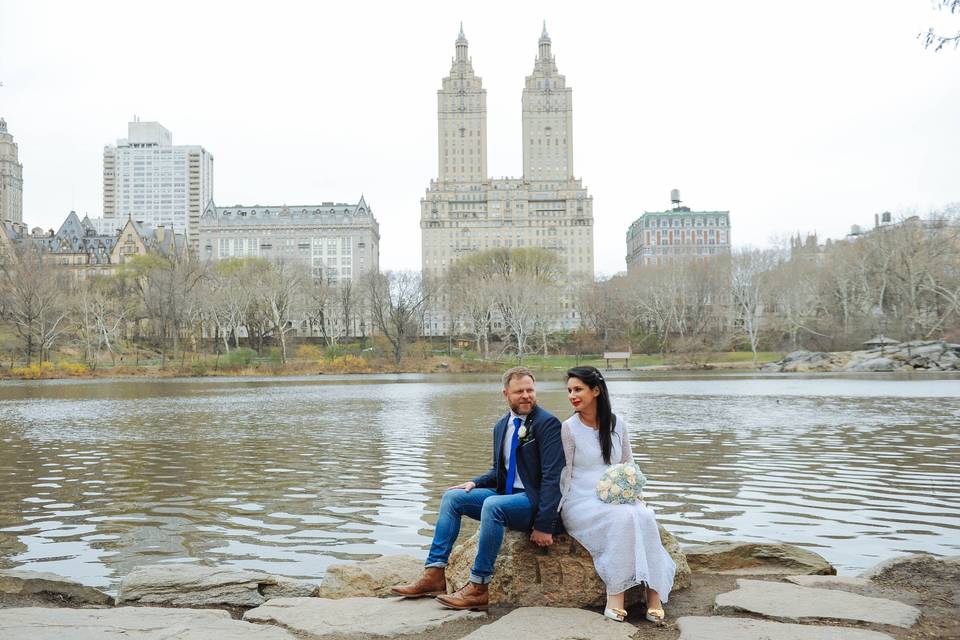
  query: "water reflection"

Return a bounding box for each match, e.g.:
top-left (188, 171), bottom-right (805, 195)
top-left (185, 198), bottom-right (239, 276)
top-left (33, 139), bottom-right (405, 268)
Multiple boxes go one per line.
top-left (0, 374), bottom-right (958, 591)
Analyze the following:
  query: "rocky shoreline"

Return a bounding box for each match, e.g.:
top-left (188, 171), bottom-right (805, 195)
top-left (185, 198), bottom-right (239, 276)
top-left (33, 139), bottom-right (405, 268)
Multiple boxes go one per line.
top-left (762, 340), bottom-right (960, 373)
top-left (1, 533), bottom-right (957, 639)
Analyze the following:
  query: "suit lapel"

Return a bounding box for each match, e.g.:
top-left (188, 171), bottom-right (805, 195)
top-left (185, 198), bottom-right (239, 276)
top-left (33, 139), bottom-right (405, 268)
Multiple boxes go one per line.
top-left (493, 414), bottom-right (509, 471)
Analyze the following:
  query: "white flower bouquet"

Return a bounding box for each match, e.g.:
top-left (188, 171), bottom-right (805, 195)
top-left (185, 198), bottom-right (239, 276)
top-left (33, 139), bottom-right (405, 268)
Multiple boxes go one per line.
top-left (595, 462), bottom-right (647, 504)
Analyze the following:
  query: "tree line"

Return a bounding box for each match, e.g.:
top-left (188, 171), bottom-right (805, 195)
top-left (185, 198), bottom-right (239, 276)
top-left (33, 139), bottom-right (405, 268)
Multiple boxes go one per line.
top-left (572, 210), bottom-right (960, 365)
top-left (1, 208), bottom-right (957, 369)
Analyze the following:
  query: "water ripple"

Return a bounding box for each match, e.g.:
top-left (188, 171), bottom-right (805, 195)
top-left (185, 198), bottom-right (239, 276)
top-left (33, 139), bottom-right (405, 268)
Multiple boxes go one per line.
top-left (0, 373), bottom-right (957, 591)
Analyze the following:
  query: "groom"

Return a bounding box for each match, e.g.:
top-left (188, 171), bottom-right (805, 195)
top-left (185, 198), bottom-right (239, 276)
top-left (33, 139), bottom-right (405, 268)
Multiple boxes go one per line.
top-left (392, 366), bottom-right (565, 610)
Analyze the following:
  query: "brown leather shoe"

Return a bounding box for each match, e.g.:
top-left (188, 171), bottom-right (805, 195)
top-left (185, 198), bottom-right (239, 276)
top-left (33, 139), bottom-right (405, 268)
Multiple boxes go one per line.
top-left (435, 581), bottom-right (489, 610)
top-left (391, 567), bottom-right (446, 598)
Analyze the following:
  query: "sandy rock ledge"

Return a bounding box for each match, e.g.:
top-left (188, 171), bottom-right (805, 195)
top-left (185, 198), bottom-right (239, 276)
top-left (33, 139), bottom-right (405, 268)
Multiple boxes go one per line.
top-left (318, 554), bottom-right (424, 599)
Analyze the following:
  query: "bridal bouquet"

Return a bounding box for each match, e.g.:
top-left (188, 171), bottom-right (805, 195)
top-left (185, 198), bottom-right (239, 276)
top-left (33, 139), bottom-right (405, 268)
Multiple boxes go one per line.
top-left (596, 462), bottom-right (647, 504)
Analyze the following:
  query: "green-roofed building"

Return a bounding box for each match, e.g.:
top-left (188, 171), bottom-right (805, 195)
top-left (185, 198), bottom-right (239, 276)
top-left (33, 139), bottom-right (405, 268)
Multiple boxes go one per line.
top-left (625, 190), bottom-right (731, 272)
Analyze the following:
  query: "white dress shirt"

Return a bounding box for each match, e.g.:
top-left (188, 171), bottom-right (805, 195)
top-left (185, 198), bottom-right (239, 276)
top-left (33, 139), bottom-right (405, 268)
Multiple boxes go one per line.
top-left (502, 412), bottom-right (527, 490)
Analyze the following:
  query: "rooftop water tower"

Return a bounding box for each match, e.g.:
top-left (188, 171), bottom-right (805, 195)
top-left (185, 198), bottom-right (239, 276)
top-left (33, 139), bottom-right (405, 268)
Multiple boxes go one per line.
top-left (671, 189), bottom-right (681, 210)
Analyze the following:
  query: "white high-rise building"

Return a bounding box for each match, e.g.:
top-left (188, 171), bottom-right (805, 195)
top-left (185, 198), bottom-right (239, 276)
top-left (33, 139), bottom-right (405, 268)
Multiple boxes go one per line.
top-left (0, 118), bottom-right (24, 224)
top-left (421, 26), bottom-right (593, 284)
top-left (102, 121), bottom-right (213, 253)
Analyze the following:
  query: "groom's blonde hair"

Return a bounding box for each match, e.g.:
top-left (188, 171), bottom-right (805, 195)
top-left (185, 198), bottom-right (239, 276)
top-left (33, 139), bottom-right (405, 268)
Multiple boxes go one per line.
top-left (502, 366), bottom-right (536, 388)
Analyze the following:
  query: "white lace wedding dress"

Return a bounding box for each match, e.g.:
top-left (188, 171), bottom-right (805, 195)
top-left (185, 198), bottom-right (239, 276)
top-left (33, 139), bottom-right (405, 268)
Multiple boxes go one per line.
top-left (559, 413), bottom-right (676, 599)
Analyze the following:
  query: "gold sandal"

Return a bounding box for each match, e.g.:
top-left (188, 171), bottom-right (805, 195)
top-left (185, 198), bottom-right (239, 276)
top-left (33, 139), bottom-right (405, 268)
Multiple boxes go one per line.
top-left (645, 607), bottom-right (665, 626)
top-left (603, 607), bottom-right (627, 622)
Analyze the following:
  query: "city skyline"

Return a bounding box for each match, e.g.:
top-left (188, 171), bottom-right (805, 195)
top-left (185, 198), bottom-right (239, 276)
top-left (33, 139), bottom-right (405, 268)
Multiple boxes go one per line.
top-left (0, 1), bottom-right (957, 275)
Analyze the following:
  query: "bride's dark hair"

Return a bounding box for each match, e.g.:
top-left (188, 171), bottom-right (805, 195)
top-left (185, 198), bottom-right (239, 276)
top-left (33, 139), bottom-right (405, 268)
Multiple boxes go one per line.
top-left (566, 365), bottom-right (615, 464)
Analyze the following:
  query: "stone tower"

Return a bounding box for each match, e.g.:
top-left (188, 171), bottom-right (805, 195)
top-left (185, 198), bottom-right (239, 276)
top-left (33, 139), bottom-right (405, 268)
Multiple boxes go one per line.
top-left (420, 24), bottom-right (594, 308)
top-left (522, 22), bottom-right (574, 181)
top-left (0, 118), bottom-right (24, 224)
top-left (437, 24), bottom-right (488, 184)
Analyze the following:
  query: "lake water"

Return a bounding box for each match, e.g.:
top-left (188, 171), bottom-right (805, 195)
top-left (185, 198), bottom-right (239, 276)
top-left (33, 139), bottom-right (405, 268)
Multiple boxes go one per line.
top-left (1, 372), bottom-right (958, 592)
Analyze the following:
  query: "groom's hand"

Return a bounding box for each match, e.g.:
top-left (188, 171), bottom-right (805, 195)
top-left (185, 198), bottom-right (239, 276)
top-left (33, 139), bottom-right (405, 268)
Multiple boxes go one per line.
top-left (530, 529), bottom-right (553, 547)
top-left (448, 481), bottom-right (476, 492)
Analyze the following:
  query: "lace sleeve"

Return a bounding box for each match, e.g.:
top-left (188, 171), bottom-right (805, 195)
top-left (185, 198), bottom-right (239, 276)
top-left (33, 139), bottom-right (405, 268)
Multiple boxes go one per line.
top-left (558, 420), bottom-right (576, 510)
top-left (618, 416), bottom-right (634, 464)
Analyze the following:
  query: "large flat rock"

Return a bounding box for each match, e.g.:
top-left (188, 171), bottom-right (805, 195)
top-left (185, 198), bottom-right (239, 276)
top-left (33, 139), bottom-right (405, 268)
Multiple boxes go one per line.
top-left (319, 554), bottom-right (424, 598)
top-left (447, 526), bottom-right (689, 608)
top-left (685, 541), bottom-right (836, 575)
top-left (0, 606), bottom-right (295, 639)
top-left (715, 579), bottom-right (919, 628)
top-left (243, 596), bottom-right (485, 637)
top-left (0, 569), bottom-right (114, 605)
top-left (117, 564), bottom-right (318, 607)
top-left (460, 606), bottom-right (636, 640)
top-left (678, 616), bottom-right (895, 640)
top-left (784, 575), bottom-right (870, 589)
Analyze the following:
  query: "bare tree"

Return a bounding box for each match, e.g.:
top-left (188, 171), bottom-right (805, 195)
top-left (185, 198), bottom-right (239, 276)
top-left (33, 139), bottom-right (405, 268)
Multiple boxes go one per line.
top-left (120, 253), bottom-right (207, 368)
top-left (922, 0), bottom-right (960, 51)
top-left (367, 270), bottom-right (429, 366)
top-left (481, 248), bottom-right (563, 364)
top-left (768, 252), bottom-right (827, 348)
top-left (731, 249), bottom-right (779, 367)
top-left (262, 259), bottom-right (308, 364)
top-left (446, 254), bottom-right (498, 358)
top-left (0, 246), bottom-right (71, 364)
top-left (74, 275), bottom-right (134, 368)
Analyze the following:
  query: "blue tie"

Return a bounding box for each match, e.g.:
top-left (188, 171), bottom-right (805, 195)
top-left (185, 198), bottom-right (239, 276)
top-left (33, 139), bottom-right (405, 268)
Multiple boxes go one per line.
top-left (505, 417), bottom-right (521, 495)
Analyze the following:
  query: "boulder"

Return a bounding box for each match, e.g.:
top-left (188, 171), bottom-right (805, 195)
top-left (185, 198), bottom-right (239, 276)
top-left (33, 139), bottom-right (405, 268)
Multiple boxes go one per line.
top-left (0, 569), bottom-right (114, 606)
top-left (243, 596), bottom-right (484, 637)
top-left (460, 607), bottom-right (637, 640)
top-left (782, 352), bottom-right (839, 373)
top-left (117, 564), bottom-right (318, 608)
top-left (0, 606), bottom-right (295, 639)
top-left (895, 342), bottom-right (948, 358)
top-left (446, 525), bottom-right (689, 608)
top-left (906, 355), bottom-right (933, 369)
top-left (684, 541), bottom-right (836, 576)
top-left (318, 554), bottom-right (424, 599)
top-left (714, 579), bottom-right (919, 628)
top-left (861, 554), bottom-right (960, 593)
top-left (846, 357), bottom-right (896, 372)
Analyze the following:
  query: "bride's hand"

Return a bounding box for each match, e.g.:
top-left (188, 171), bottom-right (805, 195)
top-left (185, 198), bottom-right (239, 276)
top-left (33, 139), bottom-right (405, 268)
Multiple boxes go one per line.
top-left (448, 481), bottom-right (476, 492)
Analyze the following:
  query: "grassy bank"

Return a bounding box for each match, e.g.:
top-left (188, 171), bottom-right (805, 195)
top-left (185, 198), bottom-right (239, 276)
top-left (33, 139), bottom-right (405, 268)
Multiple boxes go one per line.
top-left (0, 351), bottom-right (785, 381)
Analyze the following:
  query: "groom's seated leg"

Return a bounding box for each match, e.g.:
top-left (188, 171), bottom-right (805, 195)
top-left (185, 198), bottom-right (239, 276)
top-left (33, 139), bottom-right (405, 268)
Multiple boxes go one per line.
top-left (417, 490), bottom-right (496, 569)
top-left (428, 488), bottom-right (495, 567)
top-left (469, 492), bottom-right (533, 584)
top-left (394, 488), bottom-right (497, 598)
top-left (437, 492), bottom-right (533, 610)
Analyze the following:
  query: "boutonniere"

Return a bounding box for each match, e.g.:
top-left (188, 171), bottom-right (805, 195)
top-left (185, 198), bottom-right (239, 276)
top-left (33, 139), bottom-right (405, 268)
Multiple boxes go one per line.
top-left (518, 418), bottom-right (534, 444)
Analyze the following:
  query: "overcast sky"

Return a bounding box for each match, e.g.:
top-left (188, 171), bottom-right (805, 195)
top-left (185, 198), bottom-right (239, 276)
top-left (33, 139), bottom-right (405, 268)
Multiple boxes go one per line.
top-left (1, 0), bottom-right (957, 275)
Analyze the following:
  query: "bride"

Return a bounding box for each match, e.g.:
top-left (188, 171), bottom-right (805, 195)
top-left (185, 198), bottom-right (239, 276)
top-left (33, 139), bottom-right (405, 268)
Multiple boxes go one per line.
top-left (559, 366), bottom-right (676, 624)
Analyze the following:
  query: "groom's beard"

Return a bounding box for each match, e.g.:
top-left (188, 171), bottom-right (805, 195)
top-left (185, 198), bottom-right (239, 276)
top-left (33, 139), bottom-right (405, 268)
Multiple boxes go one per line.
top-left (509, 399), bottom-right (536, 415)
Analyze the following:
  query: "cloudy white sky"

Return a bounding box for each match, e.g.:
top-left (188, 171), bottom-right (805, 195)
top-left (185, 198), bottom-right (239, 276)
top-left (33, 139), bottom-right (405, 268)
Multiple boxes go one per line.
top-left (1, 1), bottom-right (957, 276)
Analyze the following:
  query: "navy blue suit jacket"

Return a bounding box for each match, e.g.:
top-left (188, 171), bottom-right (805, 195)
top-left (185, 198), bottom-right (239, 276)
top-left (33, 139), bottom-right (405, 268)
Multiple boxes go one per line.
top-left (471, 404), bottom-right (565, 534)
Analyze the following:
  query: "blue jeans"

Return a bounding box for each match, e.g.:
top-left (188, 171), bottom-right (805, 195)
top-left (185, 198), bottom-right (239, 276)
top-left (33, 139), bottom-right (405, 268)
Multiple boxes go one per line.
top-left (425, 488), bottom-right (533, 584)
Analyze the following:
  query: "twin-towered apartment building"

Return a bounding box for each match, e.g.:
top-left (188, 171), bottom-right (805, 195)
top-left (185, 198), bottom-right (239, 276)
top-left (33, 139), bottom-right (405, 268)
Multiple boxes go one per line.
top-left (420, 25), bottom-right (595, 282)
